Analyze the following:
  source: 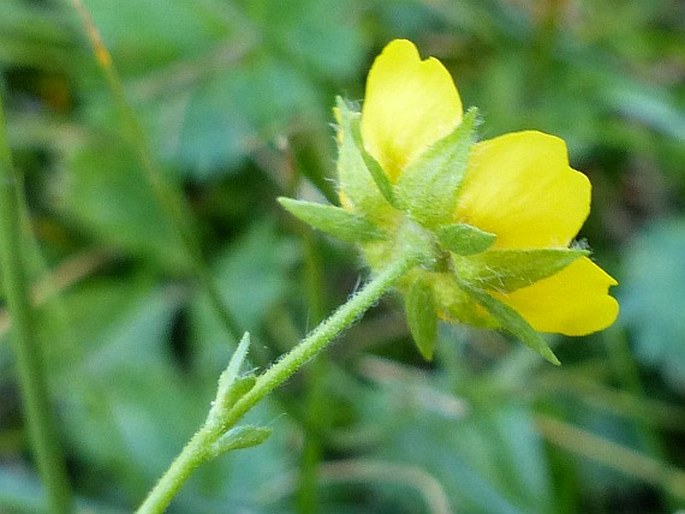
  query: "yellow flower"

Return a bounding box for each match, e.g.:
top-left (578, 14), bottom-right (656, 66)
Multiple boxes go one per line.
top-left (280, 38), bottom-right (619, 363)
top-left (359, 39), bottom-right (618, 337)
top-left (361, 39), bottom-right (463, 182)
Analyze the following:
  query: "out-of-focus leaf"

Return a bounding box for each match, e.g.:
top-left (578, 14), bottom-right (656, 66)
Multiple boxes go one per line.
top-left (81, 0), bottom-right (367, 179)
top-left (174, 55), bottom-right (321, 177)
top-left (189, 222), bottom-right (297, 374)
top-left (354, 360), bottom-right (552, 514)
top-left (0, 467), bottom-right (127, 514)
top-left (82, 0), bottom-right (233, 75)
top-left (0, 0), bottom-right (74, 70)
top-left (620, 219), bottom-right (685, 388)
top-left (212, 221), bottom-right (297, 329)
top-left (39, 274), bottom-right (296, 511)
top-left (0, 467), bottom-right (44, 513)
top-left (60, 140), bottom-right (187, 270)
top-left (602, 82), bottom-right (685, 142)
top-left (45, 279), bottom-right (195, 495)
top-left (239, 0), bottom-right (367, 80)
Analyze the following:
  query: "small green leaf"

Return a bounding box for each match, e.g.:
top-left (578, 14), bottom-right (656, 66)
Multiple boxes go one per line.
top-left (210, 333), bottom-right (257, 421)
top-left (395, 108), bottom-right (478, 228)
top-left (220, 332), bottom-right (252, 390)
top-left (209, 425), bottom-right (272, 458)
top-left (405, 277), bottom-right (438, 361)
top-left (459, 248), bottom-right (588, 292)
top-left (438, 223), bottom-right (496, 255)
top-left (278, 197), bottom-right (383, 242)
top-left (462, 285), bottom-right (560, 365)
top-left (220, 374), bottom-right (256, 409)
top-left (211, 374), bottom-right (257, 422)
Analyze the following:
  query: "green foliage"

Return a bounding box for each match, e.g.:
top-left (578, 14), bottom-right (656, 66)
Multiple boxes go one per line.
top-left (437, 223), bottom-right (497, 256)
top-left (345, 99), bottom-right (396, 207)
top-left (355, 352), bottom-right (552, 514)
top-left (210, 425), bottom-right (272, 457)
top-left (404, 276), bottom-right (438, 361)
top-left (62, 139), bottom-right (188, 270)
top-left (278, 198), bottom-right (384, 243)
top-left (461, 284), bottom-right (560, 366)
top-left (1, 0), bottom-right (685, 512)
top-left (620, 220), bottom-right (685, 387)
top-left (335, 99), bottom-right (396, 218)
top-left (457, 248), bottom-right (588, 292)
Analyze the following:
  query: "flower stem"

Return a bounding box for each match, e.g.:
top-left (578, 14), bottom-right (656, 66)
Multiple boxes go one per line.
top-left (0, 94), bottom-right (72, 512)
top-left (136, 426), bottom-right (217, 514)
top-left (136, 252), bottom-right (421, 513)
top-left (224, 252), bottom-right (421, 425)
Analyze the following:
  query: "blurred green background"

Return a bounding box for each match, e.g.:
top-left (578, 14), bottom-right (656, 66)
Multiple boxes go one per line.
top-left (1, 0), bottom-right (685, 512)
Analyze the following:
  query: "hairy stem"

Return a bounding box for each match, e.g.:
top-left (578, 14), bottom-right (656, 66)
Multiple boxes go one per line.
top-left (137, 252), bottom-right (421, 513)
top-left (224, 253), bottom-right (421, 426)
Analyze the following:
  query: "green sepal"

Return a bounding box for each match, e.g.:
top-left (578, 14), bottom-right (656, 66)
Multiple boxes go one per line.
top-left (437, 223), bottom-right (496, 255)
top-left (219, 332), bottom-right (251, 389)
top-left (334, 98), bottom-right (395, 224)
top-left (461, 284), bottom-right (560, 365)
top-left (347, 113), bottom-right (395, 205)
top-left (335, 98), bottom-right (395, 210)
top-left (395, 108), bottom-right (478, 228)
top-left (278, 197), bottom-right (383, 243)
top-left (405, 276), bottom-right (438, 361)
top-left (208, 425), bottom-right (272, 458)
top-left (457, 248), bottom-right (589, 292)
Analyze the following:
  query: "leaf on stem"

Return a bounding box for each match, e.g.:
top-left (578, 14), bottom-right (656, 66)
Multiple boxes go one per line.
top-left (223, 332), bottom-right (252, 385)
top-left (209, 425), bottom-right (272, 459)
top-left (210, 333), bottom-right (256, 421)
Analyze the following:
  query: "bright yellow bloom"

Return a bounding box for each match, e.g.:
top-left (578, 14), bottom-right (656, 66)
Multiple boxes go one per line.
top-left (281, 38), bottom-right (619, 362)
top-left (359, 39), bottom-right (618, 337)
top-left (361, 40), bottom-right (463, 182)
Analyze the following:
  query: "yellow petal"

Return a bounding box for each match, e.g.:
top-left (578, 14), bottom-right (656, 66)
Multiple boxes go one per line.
top-left (455, 131), bottom-right (591, 249)
top-left (361, 39), bottom-right (463, 182)
top-left (496, 257), bottom-right (619, 336)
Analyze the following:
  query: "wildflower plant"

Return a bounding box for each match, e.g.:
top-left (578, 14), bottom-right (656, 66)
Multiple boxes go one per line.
top-left (281, 39), bottom-right (619, 364)
top-left (131, 39), bottom-right (618, 511)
